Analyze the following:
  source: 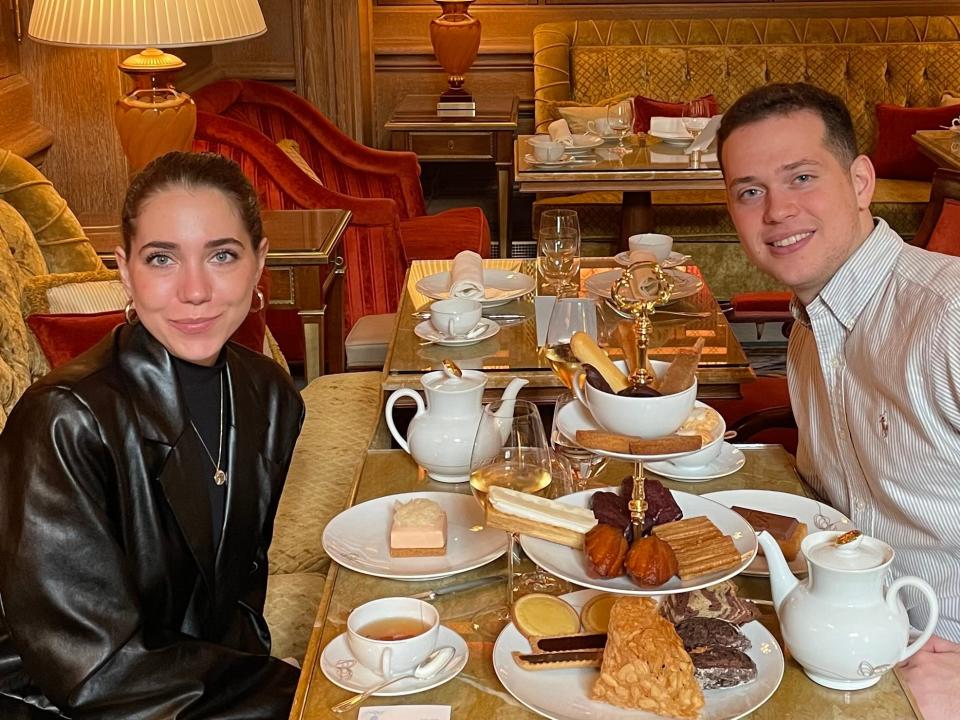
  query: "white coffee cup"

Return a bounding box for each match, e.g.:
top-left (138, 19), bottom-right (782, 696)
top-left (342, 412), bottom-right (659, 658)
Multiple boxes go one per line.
top-left (628, 233), bottom-right (673, 262)
top-left (587, 118), bottom-right (612, 136)
top-left (346, 597), bottom-right (440, 678)
top-left (430, 298), bottom-right (482, 337)
top-left (532, 139), bottom-right (565, 162)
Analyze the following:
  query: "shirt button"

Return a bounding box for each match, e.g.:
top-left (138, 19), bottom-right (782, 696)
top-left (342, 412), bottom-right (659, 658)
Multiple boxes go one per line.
top-left (855, 498), bottom-right (867, 512)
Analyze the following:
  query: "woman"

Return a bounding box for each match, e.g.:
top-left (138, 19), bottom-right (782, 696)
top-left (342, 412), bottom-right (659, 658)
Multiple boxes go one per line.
top-left (0, 152), bottom-right (304, 718)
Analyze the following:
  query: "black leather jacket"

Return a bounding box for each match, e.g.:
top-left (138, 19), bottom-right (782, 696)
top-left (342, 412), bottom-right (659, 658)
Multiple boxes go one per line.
top-left (0, 322), bottom-right (305, 719)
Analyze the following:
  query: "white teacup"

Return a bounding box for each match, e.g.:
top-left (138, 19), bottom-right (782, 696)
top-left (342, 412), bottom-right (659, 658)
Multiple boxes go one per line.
top-left (430, 298), bottom-right (482, 338)
top-left (628, 233), bottom-right (673, 263)
top-left (346, 597), bottom-right (440, 678)
top-left (531, 139), bottom-right (565, 162)
top-left (587, 118), bottom-right (612, 137)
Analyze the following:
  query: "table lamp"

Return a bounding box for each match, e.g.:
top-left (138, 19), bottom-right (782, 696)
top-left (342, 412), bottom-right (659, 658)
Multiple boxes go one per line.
top-left (28, 0), bottom-right (267, 172)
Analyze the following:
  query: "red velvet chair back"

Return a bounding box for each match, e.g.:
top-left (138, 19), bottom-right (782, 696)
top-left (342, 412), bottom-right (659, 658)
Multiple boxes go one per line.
top-left (193, 111), bottom-right (408, 330)
top-left (193, 79), bottom-right (426, 219)
top-left (913, 167), bottom-right (960, 256)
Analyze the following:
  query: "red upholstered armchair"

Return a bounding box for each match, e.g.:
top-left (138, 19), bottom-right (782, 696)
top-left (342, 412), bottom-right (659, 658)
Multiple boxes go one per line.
top-left (193, 80), bottom-right (490, 263)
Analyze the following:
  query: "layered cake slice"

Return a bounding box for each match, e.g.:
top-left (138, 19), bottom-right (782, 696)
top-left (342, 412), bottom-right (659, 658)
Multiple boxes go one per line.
top-left (389, 498), bottom-right (447, 557)
top-left (688, 646), bottom-right (758, 689)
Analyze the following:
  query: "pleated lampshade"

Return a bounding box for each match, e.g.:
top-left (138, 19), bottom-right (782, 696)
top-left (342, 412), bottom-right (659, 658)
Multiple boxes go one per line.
top-left (27, 0), bottom-right (266, 172)
top-left (28, 0), bottom-right (266, 48)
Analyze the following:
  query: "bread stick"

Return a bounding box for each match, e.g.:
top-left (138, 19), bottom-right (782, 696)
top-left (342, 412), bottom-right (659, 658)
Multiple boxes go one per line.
top-left (659, 337), bottom-right (705, 395)
top-left (571, 332), bottom-right (629, 392)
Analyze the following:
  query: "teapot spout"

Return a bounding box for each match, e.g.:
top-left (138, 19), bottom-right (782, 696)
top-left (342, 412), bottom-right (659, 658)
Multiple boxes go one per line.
top-left (757, 530), bottom-right (799, 613)
top-left (492, 378), bottom-right (529, 443)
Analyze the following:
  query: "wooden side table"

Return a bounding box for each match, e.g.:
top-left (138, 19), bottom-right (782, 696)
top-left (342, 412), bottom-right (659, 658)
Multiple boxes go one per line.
top-left (385, 94), bottom-right (519, 258)
top-left (81, 208), bottom-right (350, 381)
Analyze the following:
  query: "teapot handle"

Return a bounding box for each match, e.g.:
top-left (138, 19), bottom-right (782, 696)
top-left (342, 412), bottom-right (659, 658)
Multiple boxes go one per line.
top-left (385, 389), bottom-right (425, 454)
top-left (887, 576), bottom-right (940, 662)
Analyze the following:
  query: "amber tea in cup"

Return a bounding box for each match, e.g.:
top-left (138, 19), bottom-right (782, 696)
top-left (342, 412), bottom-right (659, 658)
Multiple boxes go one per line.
top-left (358, 617), bottom-right (433, 642)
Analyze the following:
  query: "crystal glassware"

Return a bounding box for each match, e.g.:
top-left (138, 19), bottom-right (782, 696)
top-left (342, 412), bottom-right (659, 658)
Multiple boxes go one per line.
top-left (541, 296), bottom-right (605, 390)
top-left (538, 209), bottom-right (581, 296)
top-left (607, 99), bottom-right (634, 155)
top-left (469, 399), bottom-right (553, 634)
top-left (551, 390), bottom-right (606, 486)
top-left (681, 97), bottom-right (712, 142)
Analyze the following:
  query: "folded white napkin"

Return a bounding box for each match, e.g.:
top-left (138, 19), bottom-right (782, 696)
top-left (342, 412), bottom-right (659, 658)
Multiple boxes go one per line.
top-left (685, 114), bottom-right (723, 154)
top-left (548, 118), bottom-right (574, 146)
top-left (449, 250), bottom-right (485, 299)
top-left (649, 116), bottom-right (688, 135)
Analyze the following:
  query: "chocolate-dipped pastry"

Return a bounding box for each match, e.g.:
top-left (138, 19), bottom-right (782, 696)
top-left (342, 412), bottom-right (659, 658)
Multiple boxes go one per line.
top-left (687, 646), bottom-right (757, 689)
top-left (584, 364), bottom-right (613, 394)
top-left (625, 536), bottom-right (679, 587)
top-left (617, 383), bottom-right (662, 397)
top-left (675, 617), bottom-right (751, 652)
top-left (584, 523), bottom-right (628, 577)
top-left (591, 491), bottom-right (632, 536)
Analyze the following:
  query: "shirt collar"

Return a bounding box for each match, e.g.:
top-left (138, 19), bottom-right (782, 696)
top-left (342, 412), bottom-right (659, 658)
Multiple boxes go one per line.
top-left (792, 218), bottom-right (902, 332)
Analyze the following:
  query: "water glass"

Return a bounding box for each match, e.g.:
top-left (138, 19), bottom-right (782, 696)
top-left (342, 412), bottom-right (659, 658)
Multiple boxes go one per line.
top-left (538, 209), bottom-right (581, 295)
top-left (681, 98), bottom-right (712, 141)
top-left (551, 391), bottom-right (606, 486)
top-left (542, 297), bottom-right (604, 390)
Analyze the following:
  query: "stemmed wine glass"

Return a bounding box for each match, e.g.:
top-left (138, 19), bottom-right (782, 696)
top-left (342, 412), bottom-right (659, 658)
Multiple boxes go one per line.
top-left (681, 98), bottom-right (712, 144)
top-left (469, 399), bottom-right (553, 634)
top-left (607, 100), bottom-right (635, 155)
top-left (542, 296), bottom-right (609, 483)
top-left (538, 209), bottom-right (581, 296)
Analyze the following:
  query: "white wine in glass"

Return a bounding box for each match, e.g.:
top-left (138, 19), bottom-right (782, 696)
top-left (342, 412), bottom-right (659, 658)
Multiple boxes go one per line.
top-left (469, 399), bottom-right (552, 634)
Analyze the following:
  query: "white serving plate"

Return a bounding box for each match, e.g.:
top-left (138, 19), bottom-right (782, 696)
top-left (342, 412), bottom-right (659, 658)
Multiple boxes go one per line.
top-left (520, 488), bottom-right (758, 595)
top-left (415, 268), bottom-right (536, 307)
top-left (493, 588), bottom-right (784, 720)
top-left (322, 491), bottom-right (508, 580)
top-left (701, 489), bottom-right (852, 577)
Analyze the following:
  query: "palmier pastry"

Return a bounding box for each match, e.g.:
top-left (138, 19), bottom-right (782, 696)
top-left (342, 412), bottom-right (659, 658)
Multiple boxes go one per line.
top-left (625, 536), bottom-right (679, 587)
top-left (584, 523), bottom-right (628, 577)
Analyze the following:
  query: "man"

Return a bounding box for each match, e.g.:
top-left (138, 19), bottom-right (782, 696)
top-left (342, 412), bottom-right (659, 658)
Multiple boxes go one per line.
top-left (718, 82), bottom-right (960, 719)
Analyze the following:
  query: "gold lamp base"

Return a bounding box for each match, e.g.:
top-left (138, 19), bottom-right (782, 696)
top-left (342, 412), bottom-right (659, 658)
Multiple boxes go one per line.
top-left (113, 49), bottom-right (197, 173)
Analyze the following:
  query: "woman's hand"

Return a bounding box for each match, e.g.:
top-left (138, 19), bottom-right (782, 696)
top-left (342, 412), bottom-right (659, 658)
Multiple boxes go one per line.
top-left (899, 635), bottom-right (960, 720)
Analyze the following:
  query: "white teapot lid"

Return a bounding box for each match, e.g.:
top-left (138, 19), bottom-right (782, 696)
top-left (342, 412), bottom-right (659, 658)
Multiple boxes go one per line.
top-left (806, 531), bottom-right (892, 572)
top-left (421, 368), bottom-right (485, 392)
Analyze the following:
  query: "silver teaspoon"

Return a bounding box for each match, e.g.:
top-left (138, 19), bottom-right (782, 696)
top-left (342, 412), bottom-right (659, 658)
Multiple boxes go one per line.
top-left (330, 645), bottom-right (456, 714)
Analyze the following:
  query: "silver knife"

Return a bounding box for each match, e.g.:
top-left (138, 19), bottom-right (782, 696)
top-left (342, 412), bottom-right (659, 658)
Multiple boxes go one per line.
top-left (408, 575), bottom-right (504, 601)
top-left (413, 311), bottom-right (528, 322)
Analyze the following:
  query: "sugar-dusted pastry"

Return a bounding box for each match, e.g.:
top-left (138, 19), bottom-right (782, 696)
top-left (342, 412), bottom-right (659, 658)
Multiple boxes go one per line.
top-left (592, 597), bottom-right (704, 718)
top-left (389, 498), bottom-right (446, 557)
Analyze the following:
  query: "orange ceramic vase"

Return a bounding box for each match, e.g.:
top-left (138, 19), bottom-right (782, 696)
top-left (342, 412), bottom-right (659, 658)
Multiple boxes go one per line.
top-left (429, 0), bottom-right (481, 95)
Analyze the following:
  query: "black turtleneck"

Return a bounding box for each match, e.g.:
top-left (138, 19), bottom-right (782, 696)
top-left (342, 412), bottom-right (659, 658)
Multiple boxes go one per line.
top-left (172, 352), bottom-right (229, 549)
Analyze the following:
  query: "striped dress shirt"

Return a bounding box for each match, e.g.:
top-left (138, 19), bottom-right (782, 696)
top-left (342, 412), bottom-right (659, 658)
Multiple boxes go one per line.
top-left (789, 219), bottom-right (960, 642)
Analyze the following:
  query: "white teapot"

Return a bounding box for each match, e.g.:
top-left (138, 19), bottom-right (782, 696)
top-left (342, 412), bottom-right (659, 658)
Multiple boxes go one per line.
top-left (758, 529), bottom-right (939, 690)
top-left (385, 371), bottom-right (527, 483)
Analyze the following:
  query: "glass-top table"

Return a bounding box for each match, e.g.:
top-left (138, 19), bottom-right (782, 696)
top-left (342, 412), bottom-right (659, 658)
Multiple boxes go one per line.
top-left (383, 257), bottom-right (755, 401)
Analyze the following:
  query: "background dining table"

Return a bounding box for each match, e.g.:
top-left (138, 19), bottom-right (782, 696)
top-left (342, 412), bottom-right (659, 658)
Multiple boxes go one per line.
top-left (288, 444), bottom-right (922, 719)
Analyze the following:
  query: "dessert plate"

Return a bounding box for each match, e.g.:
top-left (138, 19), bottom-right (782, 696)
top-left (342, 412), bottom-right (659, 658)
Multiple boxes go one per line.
top-left (415, 268), bottom-right (536, 307)
top-left (555, 400), bottom-right (724, 463)
top-left (322, 491), bottom-right (508, 580)
top-left (701, 490), bottom-right (852, 577)
top-left (321, 625), bottom-right (468, 697)
top-left (614, 250), bottom-right (689, 269)
top-left (493, 588), bottom-right (784, 720)
top-left (414, 318), bottom-right (500, 346)
top-left (520, 489), bottom-right (758, 596)
top-left (645, 443), bottom-right (746, 483)
top-left (584, 268), bottom-right (703, 304)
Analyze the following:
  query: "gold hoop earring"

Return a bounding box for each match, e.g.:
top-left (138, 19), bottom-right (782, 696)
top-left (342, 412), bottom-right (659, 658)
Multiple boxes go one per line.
top-left (124, 300), bottom-right (138, 325)
top-left (250, 289), bottom-right (265, 313)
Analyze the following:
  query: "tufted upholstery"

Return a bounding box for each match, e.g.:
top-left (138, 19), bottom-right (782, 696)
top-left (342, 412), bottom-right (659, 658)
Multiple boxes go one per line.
top-left (532, 16), bottom-right (959, 294)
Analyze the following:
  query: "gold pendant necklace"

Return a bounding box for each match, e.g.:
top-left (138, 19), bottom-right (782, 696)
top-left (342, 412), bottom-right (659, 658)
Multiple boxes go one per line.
top-left (191, 372), bottom-right (228, 486)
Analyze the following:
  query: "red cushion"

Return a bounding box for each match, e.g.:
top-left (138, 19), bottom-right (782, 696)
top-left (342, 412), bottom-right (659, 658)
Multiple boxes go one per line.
top-left (926, 198), bottom-right (960, 256)
top-left (632, 94), bottom-right (718, 134)
top-left (27, 269), bottom-right (272, 370)
top-left (870, 104), bottom-right (960, 180)
top-left (399, 207), bottom-right (491, 260)
top-left (731, 291), bottom-right (792, 313)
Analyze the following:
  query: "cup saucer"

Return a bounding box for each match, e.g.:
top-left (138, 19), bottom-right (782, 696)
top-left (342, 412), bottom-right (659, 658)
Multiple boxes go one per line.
top-left (644, 443), bottom-right (746, 482)
top-left (414, 319), bottom-right (500, 346)
top-left (320, 625), bottom-right (468, 696)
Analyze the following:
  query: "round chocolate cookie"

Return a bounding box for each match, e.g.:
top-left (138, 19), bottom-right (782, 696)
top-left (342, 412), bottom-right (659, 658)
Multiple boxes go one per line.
top-left (675, 616), bottom-right (751, 652)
